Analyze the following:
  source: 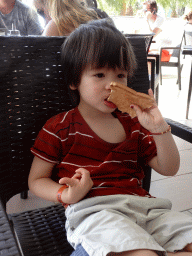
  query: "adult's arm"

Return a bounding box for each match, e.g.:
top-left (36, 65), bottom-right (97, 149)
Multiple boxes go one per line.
top-left (42, 20), bottom-right (60, 36)
top-left (27, 9), bottom-right (43, 35)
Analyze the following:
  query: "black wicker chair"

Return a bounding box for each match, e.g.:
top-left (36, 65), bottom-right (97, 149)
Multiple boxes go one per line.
top-left (124, 34), bottom-right (160, 104)
top-left (184, 30), bottom-right (192, 46)
top-left (0, 36), bottom-right (192, 256)
top-left (159, 31), bottom-right (185, 90)
top-left (124, 33), bottom-right (153, 54)
top-left (183, 31), bottom-right (192, 119)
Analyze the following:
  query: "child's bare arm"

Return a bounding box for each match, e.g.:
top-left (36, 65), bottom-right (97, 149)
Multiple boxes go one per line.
top-left (132, 89), bottom-right (180, 176)
top-left (148, 132), bottom-right (180, 176)
top-left (59, 168), bottom-right (93, 204)
top-left (28, 157), bottom-right (93, 204)
top-left (28, 156), bottom-right (62, 202)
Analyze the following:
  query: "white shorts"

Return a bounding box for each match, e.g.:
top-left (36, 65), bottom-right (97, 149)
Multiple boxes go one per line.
top-left (65, 195), bottom-right (192, 256)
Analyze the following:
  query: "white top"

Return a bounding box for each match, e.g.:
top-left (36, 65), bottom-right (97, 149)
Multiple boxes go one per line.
top-left (148, 14), bottom-right (164, 31)
top-left (184, 23), bottom-right (192, 32)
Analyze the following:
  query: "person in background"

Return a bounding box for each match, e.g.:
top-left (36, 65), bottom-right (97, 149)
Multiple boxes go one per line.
top-left (33, 0), bottom-right (51, 25)
top-left (37, 0), bottom-right (99, 36)
top-left (183, 11), bottom-right (192, 45)
top-left (81, 0), bottom-right (110, 19)
top-left (144, 0), bottom-right (172, 62)
top-left (184, 11), bottom-right (192, 31)
top-left (144, 0), bottom-right (164, 38)
top-left (0, 0), bottom-right (43, 35)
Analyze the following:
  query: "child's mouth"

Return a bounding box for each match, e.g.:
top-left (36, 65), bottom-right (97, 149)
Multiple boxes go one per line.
top-left (104, 98), bottom-right (117, 109)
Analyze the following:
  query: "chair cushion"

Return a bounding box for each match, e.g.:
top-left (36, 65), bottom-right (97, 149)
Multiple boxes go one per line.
top-left (161, 50), bottom-right (171, 62)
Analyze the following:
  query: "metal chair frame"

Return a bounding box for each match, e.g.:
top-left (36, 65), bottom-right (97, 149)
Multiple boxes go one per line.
top-left (159, 31), bottom-right (185, 90)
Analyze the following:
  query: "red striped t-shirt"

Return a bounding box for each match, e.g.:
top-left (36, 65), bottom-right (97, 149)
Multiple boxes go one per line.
top-left (31, 107), bottom-right (157, 199)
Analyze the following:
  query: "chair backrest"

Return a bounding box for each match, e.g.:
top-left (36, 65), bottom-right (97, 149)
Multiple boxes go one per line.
top-left (124, 34), bottom-right (154, 53)
top-left (86, 0), bottom-right (97, 8)
top-left (0, 36), bottom-right (150, 206)
top-left (171, 31), bottom-right (185, 58)
top-left (184, 30), bottom-right (192, 45)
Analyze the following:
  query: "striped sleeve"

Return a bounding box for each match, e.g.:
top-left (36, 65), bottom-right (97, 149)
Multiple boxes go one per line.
top-left (138, 125), bottom-right (157, 165)
top-left (31, 113), bottom-right (65, 164)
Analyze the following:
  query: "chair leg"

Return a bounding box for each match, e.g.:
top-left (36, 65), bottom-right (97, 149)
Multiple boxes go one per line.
top-left (20, 190), bottom-right (28, 199)
top-left (178, 66), bottom-right (181, 90)
top-left (186, 77), bottom-right (192, 119)
top-left (160, 67), bottom-right (162, 85)
top-left (155, 83), bottom-right (159, 106)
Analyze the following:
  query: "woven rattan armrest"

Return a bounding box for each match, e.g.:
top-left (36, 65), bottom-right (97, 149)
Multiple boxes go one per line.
top-left (0, 201), bottom-right (21, 256)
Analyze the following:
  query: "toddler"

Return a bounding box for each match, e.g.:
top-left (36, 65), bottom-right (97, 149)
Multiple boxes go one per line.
top-left (29, 19), bottom-right (192, 256)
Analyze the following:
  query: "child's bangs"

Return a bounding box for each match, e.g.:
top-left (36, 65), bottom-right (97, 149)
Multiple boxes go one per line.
top-left (83, 33), bottom-right (130, 71)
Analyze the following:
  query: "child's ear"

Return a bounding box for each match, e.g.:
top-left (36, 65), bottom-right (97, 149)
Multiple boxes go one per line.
top-left (69, 84), bottom-right (77, 90)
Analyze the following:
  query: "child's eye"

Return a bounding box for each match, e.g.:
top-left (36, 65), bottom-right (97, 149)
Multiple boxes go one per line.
top-left (118, 74), bottom-right (126, 78)
top-left (95, 73), bottom-right (104, 78)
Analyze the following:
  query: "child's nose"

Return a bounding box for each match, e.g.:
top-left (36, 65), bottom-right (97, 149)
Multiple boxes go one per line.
top-left (105, 83), bottom-right (111, 90)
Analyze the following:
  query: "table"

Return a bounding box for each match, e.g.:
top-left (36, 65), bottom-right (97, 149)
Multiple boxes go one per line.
top-left (182, 46), bottom-right (192, 119)
top-left (148, 52), bottom-right (159, 75)
top-left (0, 201), bottom-right (21, 256)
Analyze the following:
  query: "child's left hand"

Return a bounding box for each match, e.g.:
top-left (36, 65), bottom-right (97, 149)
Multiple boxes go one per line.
top-left (131, 89), bottom-right (168, 133)
top-left (58, 168), bottom-right (93, 204)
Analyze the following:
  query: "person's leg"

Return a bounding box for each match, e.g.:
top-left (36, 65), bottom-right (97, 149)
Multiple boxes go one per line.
top-left (167, 252), bottom-right (192, 255)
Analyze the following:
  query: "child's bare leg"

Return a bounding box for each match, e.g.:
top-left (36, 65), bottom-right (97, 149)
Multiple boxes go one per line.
top-left (166, 243), bottom-right (192, 255)
top-left (167, 251), bottom-right (192, 255)
top-left (108, 249), bottom-right (160, 256)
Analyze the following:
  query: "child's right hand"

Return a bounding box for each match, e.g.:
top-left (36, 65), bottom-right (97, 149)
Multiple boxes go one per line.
top-left (59, 168), bottom-right (93, 204)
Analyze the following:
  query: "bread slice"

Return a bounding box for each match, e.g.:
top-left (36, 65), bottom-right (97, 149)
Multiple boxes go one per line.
top-left (107, 82), bottom-right (155, 118)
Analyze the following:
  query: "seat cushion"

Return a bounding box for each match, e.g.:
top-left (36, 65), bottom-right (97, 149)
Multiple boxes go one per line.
top-left (161, 50), bottom-right (171, 62)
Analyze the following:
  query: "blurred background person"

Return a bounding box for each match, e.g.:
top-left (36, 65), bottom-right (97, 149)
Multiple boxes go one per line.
top-left (33, 0), bottom-right (51, 25)
top-left (0, 0), bottom-right (43, 35)
top-left (33, 0), bottom-right (112, 36)
top-left (33, 0), bottom-right (99, 36)
top-left (183, 11), bottom-right (192, 45)
top-left (184, 11), bottom-right (192, 31)
top-left (144, 1), bottom-right (172, 62)
top-left (144, 0), bottom-right (164, 38)
top-left (80, 0), bottom-right (109, 19)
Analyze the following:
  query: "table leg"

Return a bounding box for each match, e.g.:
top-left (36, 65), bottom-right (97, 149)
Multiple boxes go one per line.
top-left (186, 58), bottom-right (192, 119)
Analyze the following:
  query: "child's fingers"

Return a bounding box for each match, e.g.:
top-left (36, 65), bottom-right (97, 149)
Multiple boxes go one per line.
top-left (72, 173), bottom-right (82, 179)
top-left (59, 177), bottom-right (77, 187)
top-left (75, 168), bottom-right (93, 187)
top-left (130, 104), bottom-right (142, 116)
top-left (148, 88), bottom-right (154, 97)
top-left (75, 168), bottom-right (90, 176)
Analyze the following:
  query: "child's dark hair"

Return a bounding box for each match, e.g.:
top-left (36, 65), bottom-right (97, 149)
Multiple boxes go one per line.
top-left (61, 19), bottom-right (137, 86)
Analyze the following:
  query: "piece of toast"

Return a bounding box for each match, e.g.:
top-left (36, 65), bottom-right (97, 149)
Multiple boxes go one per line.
top-left (107, 82), bottom-right (155, 118)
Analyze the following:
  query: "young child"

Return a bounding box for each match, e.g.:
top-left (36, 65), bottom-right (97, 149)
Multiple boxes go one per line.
top-left (28, 19), bottom-right (192, 256)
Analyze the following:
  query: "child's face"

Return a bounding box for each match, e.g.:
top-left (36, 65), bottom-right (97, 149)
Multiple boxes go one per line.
top-left (70, 65), bottom-right (128, 115)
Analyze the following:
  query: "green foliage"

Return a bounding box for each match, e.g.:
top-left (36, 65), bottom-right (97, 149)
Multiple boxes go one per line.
top-left (97, 0), bottom-right (124, 15)
top-left (155, 0), bottom-right (189, 12)
top-left (97, 0), bottom-right (192, 17)
top-left (177, 0), bottom-right (189, 9)
top-left (97, 0), bottom-right (137, 15)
